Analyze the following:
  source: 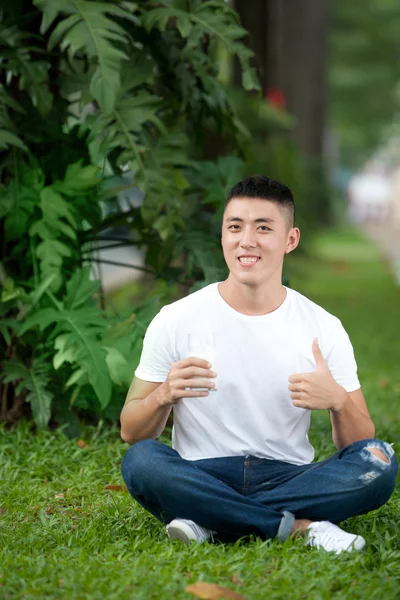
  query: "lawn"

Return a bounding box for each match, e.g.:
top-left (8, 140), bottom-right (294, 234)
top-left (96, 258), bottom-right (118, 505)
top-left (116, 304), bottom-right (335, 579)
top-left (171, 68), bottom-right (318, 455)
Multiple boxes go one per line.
top-left (1, 228), bottom-right (399, 600)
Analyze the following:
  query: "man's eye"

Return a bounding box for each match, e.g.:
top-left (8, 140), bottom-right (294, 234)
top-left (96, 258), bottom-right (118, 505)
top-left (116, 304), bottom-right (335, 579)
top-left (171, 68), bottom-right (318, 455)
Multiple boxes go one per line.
top-left (259, 226), bottom-right (272, 231)
top-left (228, 225), bottom-right (240, 230)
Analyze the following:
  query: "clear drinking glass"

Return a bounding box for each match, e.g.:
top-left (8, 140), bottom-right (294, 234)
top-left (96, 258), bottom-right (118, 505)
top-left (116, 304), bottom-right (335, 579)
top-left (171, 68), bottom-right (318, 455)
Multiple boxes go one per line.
top-left (188, 332), bottom-right (217, 392)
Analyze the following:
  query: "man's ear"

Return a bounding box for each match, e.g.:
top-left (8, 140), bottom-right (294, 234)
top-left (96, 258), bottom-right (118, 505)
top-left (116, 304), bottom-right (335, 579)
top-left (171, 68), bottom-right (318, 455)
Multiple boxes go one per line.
top-left (285, 227), bottom-right (300, 254)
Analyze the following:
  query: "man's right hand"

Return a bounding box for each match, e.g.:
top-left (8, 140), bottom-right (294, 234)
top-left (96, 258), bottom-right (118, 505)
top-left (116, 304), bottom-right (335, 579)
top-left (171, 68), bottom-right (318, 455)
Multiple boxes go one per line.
top-left (160, 357), bottom-right (216, 405)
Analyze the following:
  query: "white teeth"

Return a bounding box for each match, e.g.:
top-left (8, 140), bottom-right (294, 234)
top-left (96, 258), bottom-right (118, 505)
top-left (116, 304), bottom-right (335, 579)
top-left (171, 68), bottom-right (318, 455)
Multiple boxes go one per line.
top-left (239, 257), bottom-right (258, 264)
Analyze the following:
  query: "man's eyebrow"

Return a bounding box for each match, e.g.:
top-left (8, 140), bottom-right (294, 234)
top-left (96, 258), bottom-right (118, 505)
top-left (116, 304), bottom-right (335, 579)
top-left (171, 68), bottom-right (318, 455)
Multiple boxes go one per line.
top-left (225, 216), bottom-right (275, 223)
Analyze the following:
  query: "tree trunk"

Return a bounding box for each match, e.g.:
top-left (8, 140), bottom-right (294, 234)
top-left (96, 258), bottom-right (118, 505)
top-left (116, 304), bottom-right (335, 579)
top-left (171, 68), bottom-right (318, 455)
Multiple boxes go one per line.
top-left (234, 0), bottom-right (332, 159)
top-left (268, 0), bottom-right (332, 158)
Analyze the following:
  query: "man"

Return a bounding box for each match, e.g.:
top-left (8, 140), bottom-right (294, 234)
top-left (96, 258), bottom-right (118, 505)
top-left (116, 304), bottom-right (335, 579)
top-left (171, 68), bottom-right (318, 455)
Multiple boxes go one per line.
top-left (120, 175), bottom-right (397, 553)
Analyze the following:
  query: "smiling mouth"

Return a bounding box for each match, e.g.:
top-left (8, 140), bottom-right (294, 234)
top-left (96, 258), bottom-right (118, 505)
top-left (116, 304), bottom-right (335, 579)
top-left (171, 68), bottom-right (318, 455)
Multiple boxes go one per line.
top-left (238, 257), bottom-right (260, 265)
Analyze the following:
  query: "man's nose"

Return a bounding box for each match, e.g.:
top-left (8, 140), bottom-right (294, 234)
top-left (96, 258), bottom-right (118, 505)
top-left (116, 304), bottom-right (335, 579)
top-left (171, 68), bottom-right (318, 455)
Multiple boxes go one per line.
top-left (240, 228), bottom-right (257, 248)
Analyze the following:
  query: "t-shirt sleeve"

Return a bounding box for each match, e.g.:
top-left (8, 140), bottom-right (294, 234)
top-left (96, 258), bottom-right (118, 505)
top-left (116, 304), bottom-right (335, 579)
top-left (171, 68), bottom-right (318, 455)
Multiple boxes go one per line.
top-left (325, 320), bottom-right (360, 392)
top-left (134, 308), bottom-right (175, 382)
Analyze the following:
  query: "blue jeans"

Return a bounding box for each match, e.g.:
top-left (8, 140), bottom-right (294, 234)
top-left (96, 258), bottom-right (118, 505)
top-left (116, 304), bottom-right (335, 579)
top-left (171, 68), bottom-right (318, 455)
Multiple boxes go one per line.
top-left (121, 438), bottom-right (397, 541)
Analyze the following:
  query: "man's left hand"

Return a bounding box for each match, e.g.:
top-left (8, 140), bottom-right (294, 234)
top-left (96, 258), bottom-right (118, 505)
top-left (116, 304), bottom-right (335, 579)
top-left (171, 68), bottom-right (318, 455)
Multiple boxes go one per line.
top-left (288, 338), bottom-right (347, 411)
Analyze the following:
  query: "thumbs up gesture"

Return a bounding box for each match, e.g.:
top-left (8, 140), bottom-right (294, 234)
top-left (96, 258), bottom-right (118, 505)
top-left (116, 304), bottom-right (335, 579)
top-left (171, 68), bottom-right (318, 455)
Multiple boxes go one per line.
top-left (288, 338), bottom-right (347, 411)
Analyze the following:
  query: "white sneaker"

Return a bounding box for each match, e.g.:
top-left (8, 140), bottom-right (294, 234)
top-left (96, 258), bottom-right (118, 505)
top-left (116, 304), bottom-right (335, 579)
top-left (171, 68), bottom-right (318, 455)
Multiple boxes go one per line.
top-left (306, 521), bottom-right (366, 554)
top-left (166, 518), bottom-right (215, 544)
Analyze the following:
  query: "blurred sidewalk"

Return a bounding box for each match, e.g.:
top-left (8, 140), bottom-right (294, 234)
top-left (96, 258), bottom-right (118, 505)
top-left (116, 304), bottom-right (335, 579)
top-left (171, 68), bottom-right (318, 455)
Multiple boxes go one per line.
top-left (362, 221), bottom-right (400, 284)
top-left (89, 244), bottom-right (146, 291)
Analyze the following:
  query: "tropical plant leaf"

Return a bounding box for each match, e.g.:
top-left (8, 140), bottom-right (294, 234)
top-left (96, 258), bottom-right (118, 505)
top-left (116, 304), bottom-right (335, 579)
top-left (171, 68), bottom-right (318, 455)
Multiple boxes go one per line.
top-left (53, 309), bottom-right (111, 408)
top-left (0, 129), bottom-right (28, 152)
top-left (28, 273), bottom-right (59, 308)
top-left (175, 229), bottom-right (224, 283)
top-left (0, 278), bottom-right (25, 304)
top-left (64, 266), bottom-right (100, 310)
top-left (28, 179), bottom-right (81, 286)
top-left (35, 0), bottom-right (138, 113)
top-left (94, 89), bottom-right (164, 169)
top-left (3, 183), bottom-right (39, 241)
top-left (15, 273), bottom-right (60, 323)
top-left (143, 0), bottom-right (260, 91)
top-left (2, 358), bottom-right (53, 428)
top-left (104, 346), bottom-right (129, 387)
top-left (0, 18), bottom-right (53, 117)
top-left (143, 6), bottom-right (192, 37)
top-left (19, 268), bottom-right (112, 409)
top-left (0, 83), bottom-right (26, 114)
top-left (19, 308), bottom-right (61, 334)
top-left (65, 367), bottom-right (86, 389)
top-left (0, 84), bottom-right (27, 152)
top-left (53, 333), bottom-right (78, 369)
top-left (136, 131), bottom-right (191, 221)
top-left (0, 318), bottom-right (19, 345)
top-left (53, 161), bottom-right (101, 195)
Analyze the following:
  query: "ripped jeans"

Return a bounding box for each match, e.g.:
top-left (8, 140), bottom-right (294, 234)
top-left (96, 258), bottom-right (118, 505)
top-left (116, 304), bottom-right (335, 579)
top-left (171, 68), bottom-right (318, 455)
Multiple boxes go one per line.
top-left (121, 438), bottom-right (398, 541)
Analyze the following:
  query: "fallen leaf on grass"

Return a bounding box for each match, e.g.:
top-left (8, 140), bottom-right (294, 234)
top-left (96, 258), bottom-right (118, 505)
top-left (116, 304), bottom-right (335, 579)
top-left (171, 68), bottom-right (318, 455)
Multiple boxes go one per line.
top-left (104, 484), bottom-right (128, 492)
top-left (185, 582), bottom-right (246, 599)
top-left (77, 440), bottom-right (88, 448)
top-left (54, 494), bottom-right (65, 499)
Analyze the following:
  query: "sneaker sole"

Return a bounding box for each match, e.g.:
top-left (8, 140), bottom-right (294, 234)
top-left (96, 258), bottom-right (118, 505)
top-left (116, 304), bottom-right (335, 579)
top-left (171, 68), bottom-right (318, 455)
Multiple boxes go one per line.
top-left (166, 524), bottom-right (194, 544)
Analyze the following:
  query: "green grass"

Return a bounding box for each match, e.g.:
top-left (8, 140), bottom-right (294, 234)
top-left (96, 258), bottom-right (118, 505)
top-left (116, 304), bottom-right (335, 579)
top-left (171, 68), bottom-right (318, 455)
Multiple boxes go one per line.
top-left (1, 228), bottom-right (400, 600)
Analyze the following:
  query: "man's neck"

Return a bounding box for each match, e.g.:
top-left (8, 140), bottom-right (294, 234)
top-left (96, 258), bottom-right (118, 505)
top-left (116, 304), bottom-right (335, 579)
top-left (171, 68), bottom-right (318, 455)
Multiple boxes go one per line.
top-left (218, 278), bottom-right (287, 316)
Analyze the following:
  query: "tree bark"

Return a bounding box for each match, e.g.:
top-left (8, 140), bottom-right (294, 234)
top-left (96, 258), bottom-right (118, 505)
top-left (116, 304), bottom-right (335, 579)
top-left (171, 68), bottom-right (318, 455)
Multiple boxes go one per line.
top-left (234, 0), bottom-right (332, 159)
top-left (268, 0), bottom-right (332, 157)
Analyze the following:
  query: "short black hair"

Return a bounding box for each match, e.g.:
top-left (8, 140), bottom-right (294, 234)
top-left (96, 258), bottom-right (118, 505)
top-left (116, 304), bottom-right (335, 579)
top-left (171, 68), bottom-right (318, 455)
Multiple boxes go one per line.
top-left (226, 175), bottom-right (295, 228)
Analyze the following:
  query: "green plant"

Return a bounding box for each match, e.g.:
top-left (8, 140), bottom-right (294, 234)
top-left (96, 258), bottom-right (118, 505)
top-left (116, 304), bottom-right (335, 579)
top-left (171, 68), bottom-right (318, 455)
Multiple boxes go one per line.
top-left (0, 0), bottom-right (271, 428)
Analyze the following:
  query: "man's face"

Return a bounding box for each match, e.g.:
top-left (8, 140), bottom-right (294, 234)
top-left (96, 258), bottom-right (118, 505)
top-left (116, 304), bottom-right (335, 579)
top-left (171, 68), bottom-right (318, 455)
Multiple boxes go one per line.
top-left (221, 197), bottom-right (299, 287)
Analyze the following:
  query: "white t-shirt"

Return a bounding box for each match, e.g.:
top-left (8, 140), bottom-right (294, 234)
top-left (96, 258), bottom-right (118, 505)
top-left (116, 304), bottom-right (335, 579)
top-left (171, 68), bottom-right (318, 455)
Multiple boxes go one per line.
top-left (135, 283), bottom-right (360, 465)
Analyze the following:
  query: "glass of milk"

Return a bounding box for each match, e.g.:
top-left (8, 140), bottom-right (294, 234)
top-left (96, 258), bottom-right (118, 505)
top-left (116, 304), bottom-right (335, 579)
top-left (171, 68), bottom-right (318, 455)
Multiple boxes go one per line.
top-left (188, 332), bottom-right (217, 392)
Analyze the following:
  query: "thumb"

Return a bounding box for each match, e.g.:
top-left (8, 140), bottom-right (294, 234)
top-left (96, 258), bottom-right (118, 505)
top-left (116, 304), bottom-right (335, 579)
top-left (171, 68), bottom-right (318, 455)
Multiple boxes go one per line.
top-left (312, 337), bottom-right (326, 368)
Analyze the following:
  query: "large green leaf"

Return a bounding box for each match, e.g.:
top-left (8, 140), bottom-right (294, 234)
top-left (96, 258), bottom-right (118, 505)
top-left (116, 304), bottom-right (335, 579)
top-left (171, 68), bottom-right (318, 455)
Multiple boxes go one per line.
top-left (35, 0), bottom-right (138, 114)
top-left (91, 81), bottom-right (191, 220)
top-left (29, 185), bottom-right (78, 286)
top-left (3, 185), bottom-right (39, 241)
top-left (64, 266), bottom-right (100, 310)
top-left (0, 318), bottom-right (19, 345)
top-left (20, 276), bottom-right (112, 409)
top-left (53, 308), bottom-right (111, 408)
top-left (19, 308), bottom-right (61, 334)
top-left (0, 20), bottom-right (53, 117)
top-left (0, 129), bottom-right (28, 152)
top-left (13, 60), bottom-right (53, 116)
top-left (187, 155), bottom-right (245, 223)
top-left (95, 90), bottom-right (164, 169)
top-left (143, 0), bottom-right (260, 92)
top-left (2, 359), bottom-right (53, 428)
top-left (53, 161), bottom-right (101, 195)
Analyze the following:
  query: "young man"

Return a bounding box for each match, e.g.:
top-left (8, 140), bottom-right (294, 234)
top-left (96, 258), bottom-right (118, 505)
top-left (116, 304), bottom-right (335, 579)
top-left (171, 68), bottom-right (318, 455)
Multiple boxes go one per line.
top-left (120, 175), bottom-right (397, 553)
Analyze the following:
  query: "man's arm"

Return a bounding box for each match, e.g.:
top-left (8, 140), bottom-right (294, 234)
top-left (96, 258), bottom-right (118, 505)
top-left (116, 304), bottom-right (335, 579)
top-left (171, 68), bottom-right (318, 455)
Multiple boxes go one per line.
top-left (120, 357), bottom-right (216, 444)
top-left (329, 388), bottom-right (375, 449)
top-left (120, 377), bottom-right (172, 444)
